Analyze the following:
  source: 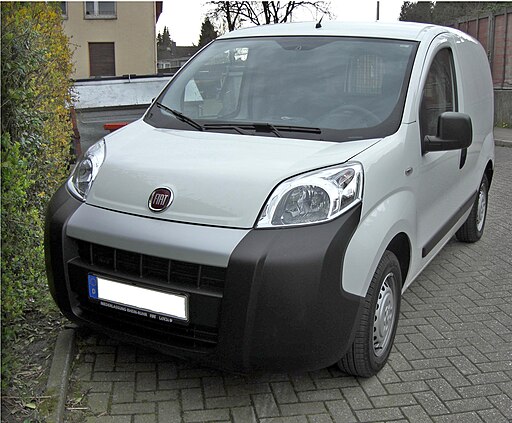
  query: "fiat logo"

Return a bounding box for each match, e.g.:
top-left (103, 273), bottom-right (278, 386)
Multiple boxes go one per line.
top-left (148, 187), bottom-right (174, 212)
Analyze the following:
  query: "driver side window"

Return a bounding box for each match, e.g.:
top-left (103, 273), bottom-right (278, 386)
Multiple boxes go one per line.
top-left (419, 49), bottom-right (457, 139)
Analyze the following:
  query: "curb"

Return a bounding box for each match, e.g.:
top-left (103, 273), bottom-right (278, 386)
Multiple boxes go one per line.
top-left (495, 139), bottom-right (512, 147)
top-left (44, 327), bottom-right (76, 423)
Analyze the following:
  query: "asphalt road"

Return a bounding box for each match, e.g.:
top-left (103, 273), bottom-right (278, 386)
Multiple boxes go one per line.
top-left (64, 146), bottom-right (512, 423)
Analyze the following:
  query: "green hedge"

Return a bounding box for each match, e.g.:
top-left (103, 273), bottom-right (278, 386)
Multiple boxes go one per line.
top-left (1, 2), bottom-right (74, 352)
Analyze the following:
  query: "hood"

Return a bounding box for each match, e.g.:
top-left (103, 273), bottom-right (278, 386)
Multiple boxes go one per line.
top-left (87, 120), bottom-right (378, 228)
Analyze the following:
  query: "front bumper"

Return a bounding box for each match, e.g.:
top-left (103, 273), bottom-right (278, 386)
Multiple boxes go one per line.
top-left (45, 184), bottom-right (363, 372)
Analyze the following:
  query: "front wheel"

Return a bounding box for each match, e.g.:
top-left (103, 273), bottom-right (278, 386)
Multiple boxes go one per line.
top-left (338, 251), bottom-right (401, 377)
top-left (456, 174), bottom-right (489, 243)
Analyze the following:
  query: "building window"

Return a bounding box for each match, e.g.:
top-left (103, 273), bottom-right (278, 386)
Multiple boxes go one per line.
top-left (60, 2), bottom-right (68, 18)
top-left (84, 1), bottom-right (116, 19)
top-left (89, 42), bottom-right (115, 77)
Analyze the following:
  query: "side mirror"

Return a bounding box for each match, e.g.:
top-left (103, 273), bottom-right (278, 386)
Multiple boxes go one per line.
top-left (422, 112), bottom-right (472, 154)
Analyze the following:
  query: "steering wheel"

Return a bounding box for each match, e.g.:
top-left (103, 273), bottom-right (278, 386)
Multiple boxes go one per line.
top-left (318, 104), bottom-right (381, 128)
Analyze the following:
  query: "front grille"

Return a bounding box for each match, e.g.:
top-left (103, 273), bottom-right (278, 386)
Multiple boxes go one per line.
top-left (76, 241), bottom-right (226, 291)
top-left (69, 240), bottom-right (227, 350)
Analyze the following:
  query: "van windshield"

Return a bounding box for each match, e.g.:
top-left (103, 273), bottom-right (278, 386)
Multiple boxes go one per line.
top-left (145, 36), bottom-right (418, 142)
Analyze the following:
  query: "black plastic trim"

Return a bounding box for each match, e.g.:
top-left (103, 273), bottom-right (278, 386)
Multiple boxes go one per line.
top-left (422, 191), bottom-right (477, 258)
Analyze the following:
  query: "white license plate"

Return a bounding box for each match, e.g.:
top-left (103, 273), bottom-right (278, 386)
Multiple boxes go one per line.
top-left (88, 274), bottom-right (188, 321)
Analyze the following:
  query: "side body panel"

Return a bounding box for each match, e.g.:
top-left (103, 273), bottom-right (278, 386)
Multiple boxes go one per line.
top-left (343, 30), bottom-right (494, 298)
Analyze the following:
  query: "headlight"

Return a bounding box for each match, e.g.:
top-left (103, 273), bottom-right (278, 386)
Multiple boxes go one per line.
top-left (67, 139), bottom-right (106, 201)
top-left (257, 162), bottom-right (363, 228)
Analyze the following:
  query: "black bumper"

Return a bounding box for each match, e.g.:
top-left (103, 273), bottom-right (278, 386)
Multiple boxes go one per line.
top-left (45, 185), bottom-right (363, 372)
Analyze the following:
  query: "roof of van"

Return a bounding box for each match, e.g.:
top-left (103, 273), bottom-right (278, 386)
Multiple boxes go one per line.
top-left (218, 21), bottom-right (449, 42)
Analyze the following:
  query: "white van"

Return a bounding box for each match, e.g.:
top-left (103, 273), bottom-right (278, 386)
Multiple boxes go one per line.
top-left (46, 21), bottom-right (494, 377)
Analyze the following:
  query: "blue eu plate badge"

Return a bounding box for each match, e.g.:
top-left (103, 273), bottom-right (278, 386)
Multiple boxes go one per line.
top-left (88, 274), bottom-right (99, 299)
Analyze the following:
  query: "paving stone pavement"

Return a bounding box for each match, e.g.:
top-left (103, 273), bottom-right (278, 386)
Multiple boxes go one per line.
top-left (64, 147), bottom-right (512, 423)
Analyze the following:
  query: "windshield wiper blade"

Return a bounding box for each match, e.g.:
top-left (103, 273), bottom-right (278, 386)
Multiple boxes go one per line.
top-left (202, 123), bottom-right (250, 135)
top-left (156, 102), bottom-right (203, 131)
top-left (274, 125), bottom-right (322, 134)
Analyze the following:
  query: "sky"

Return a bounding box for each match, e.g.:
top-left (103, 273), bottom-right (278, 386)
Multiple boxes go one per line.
top-left (157, 0), bottom-right (405, 46)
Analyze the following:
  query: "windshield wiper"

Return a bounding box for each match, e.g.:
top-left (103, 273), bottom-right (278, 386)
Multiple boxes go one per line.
top-left (202, 123), bottom-right (250, 135)
top-left (205, 122), bottom-right (322, 137)
top-left (274, 125), bottom-right (322, 134)
top-left (156, 102), bottom-right (203, 131)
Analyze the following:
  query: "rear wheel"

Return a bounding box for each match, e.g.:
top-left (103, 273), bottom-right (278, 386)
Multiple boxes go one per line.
top-left (456, 174), bottom-right (489, 243)
top-left (338, 251), bottom-right (401, 377)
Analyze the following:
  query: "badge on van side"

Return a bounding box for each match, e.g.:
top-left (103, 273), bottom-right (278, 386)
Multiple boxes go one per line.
top-left (148, 187), bottom-right (174, 212)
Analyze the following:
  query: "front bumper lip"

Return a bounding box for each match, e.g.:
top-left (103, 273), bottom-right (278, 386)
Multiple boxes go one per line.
top-left (45, 184), bottom-right (363, 373)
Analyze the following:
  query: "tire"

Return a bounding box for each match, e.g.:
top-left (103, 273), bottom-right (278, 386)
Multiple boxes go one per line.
top-left (338, 251), bottom-right (401, 377)
top-left (456, 174), bottom-right (489, 243)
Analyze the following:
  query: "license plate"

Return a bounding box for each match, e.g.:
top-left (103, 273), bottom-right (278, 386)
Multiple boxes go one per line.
top-left (88, 274), bottom-right (188, 321)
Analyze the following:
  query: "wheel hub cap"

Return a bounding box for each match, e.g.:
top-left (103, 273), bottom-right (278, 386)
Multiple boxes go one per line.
top-left (373, 273), bottom-right (396, 357)
top-left (476, 187), bottom-right (487, 232)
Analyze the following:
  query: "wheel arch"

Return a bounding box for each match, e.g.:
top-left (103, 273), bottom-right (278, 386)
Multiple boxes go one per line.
top-left (342, 190), bottom-right (416, 297)
top-left (485, 159), bottom-right (494, 187)
top-left (386, 232), bottom-right (411, 287)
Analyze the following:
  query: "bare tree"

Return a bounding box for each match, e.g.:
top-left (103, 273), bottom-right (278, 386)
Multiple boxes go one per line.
top-left (208, 1), bottom-right (332, 32)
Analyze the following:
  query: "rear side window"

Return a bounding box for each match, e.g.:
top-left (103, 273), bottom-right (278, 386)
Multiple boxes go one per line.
top-left (420, 49), bottom-right (457, 138)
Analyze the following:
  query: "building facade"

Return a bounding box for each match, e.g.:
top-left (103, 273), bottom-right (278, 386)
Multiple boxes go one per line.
top-left (62, 1), bottom-right (161, 79)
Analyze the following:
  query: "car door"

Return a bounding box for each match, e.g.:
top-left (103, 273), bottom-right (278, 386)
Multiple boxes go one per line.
top-left (413, 35), bottom-right (474, 261)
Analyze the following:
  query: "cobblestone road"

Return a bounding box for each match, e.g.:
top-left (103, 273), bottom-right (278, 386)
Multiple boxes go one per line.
top-left (65, 147), bottom-right (512, 423)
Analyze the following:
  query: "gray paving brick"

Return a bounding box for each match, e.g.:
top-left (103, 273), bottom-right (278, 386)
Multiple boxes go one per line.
top-left (93, 371), bottom-right (135, 382)
top-left (75, 361), bottom-right (93, 381)
top-left (370, 393), bottom-right (417, 407)
top-left (324, 399), bottom-right (357, 423)
top-left (253, 393), bottom-right (280, 418)
top-left (182, 408), bottom-right (230, 422)
top-left (433, 411), bottom-right (484, 423)
top-left (414, 392), bottom-right (449, 416)
top-left (157, 400), bottom-right (181, 421)
top-left (279, 401), bottom-right (326, 416)
top-left (385, 380), bottom-right (429, 394)
top-left (297, 389), bottom-right (342, 402)
top-left (468, 371), bottom-right (510, 385)
top-left (231, 406), bottom-right (257, 423)
top-left (202, 376), bottom-right (227, 398)
top-left (226, 382), bottom-right (270, 396)
top-left (488, 394), bottom-right (512, 419)
top-left (159, 378), bottom-right (201, 390)
top-left (181, 387), bottom-right (204, 411)
top-left (401, 405), bottom-right (434, 423)
top-left (355, 407), bottom-right (404, 422)
top-left (290, 374), bottom-right (316, 391)
top-left (478, 408), bottom-right (510, 423)
top-left (446, 397), bottom-right (493, 413)
top-left (425, 378), bottom-right (461, 401)
top-left (456, 384), bottom-right (501, 399)
top-left (271, 381), bottom-right (299, 404)
top-left (260, 417), bottom-right (308, 423)
top-left (135, 390), bottom-right (178, 402)
top-left (133, 414), bottom-right (156, 423)
top-left (205, 395), bottom-right (251, 409)
top-left (81, 381), bottom-right (113, 393)
top-left (136, 371), bottom-right (157, 392)
top-left (110, 402), bottom-right (155, 415)
top-left (341, 386), bottom-right (372, 410)
top-left (358, 375), bottom-right (387, 397)
top-left (88, 392), bottom-right (109, 414)
top-left (112, 381), bottom-right (135, 404)
top-left (307, 414), bottom-right (333, 423)
top-left (94, 353), bottom-right (116, 371)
